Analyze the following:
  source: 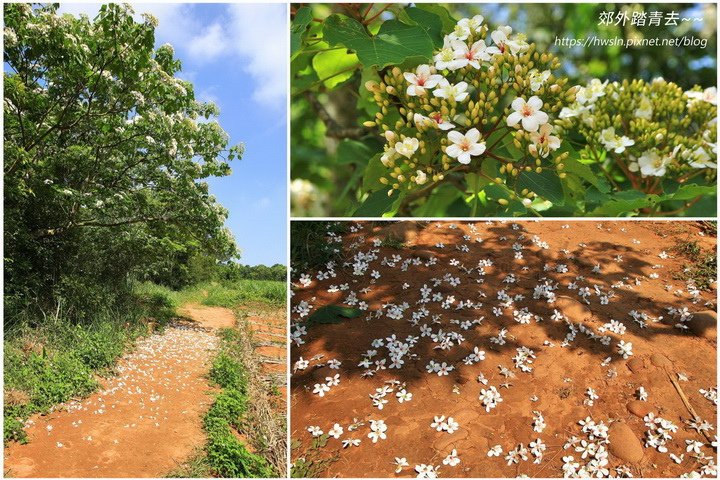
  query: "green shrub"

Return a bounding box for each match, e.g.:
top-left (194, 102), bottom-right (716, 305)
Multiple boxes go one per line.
top-left (72, 323), bottom-right (133, 370)
top-left (206, 425), bottom-right (273, 478)
top-left (202, 330), bottom-right (274, 477)
top-left (206, 390), bottom-right (247, 431)
top-left (210, 350), bottom-right (248, 393)
top-left (3, 411), bottom-right (26, 444)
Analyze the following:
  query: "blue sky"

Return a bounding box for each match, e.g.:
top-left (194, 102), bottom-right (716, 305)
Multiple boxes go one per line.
top-left (59, 3), bottom-right (288, 266)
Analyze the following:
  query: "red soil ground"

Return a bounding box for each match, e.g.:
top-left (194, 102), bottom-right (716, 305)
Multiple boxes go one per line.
top-left (290, 221), bottom-right (717, 478)
top-left (3, 305), bottom-right (234, 478)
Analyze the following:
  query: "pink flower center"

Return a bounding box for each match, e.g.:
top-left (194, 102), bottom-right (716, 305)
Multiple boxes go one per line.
top-left (521, 105), bottom-right (534, 117)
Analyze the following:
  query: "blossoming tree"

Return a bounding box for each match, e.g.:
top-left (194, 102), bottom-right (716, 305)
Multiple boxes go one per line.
top-left (4, 4), bottom-right (243, 315)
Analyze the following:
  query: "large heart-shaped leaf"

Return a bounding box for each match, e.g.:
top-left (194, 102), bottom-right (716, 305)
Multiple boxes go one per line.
top-left (399, 7), bottom-right (444, 48)
top-left (323, 14), bottom-right (434, 68)
top-left (312, 48), bottom-right (359, 89)
top-left (518, 170), bottom-right (565, 205)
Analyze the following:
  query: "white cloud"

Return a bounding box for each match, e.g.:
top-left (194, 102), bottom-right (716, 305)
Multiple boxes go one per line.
top-left (186, 23), bottom-right (229, 61)
top-left (254, 196), bottom-right (272, 209)
top-left (142, 2), bottom-right (288, 108)
top-left (149, 4), bottom-right (198, 50)
top-left (227, 3), bottom-right (288, 108)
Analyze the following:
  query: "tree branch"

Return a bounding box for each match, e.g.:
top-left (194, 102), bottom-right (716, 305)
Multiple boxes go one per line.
top-left (303, 91), bottom-right (367, 139)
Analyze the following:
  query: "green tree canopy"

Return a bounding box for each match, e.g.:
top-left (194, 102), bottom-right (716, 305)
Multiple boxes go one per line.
top-left (4, 3), bottom-right (243, 318)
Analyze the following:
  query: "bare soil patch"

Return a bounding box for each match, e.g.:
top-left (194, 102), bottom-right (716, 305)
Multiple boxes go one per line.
top-left (3, 324), bottom-right (218, 478)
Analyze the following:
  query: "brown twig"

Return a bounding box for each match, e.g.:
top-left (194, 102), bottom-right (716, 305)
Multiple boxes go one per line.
top-left (363, 4), bottom-right (391, 25)
top-left (303, 91), bottom-right (367, 139)
top-left (666, 368), bottom-right (713, 444)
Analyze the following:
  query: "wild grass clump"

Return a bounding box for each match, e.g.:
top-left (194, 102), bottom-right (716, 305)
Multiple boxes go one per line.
top-left (291, 221), bottom-right (346, 274)
top-left (203, 280), bottom-right (286, 308)
top-left (672, 239), bottom-right (717, 291)
top-left (202, 329), bottom-right (275, 478)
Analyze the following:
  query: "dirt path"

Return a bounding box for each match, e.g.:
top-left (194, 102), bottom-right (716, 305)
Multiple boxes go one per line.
top-left (3, 305), bottom-right (237, 478)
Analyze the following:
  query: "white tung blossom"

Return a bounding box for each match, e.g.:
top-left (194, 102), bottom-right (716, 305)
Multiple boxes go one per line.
top-left (506, 96), bottom-right (548, 132)
top-left (446, 128), bottom-right (486, 164)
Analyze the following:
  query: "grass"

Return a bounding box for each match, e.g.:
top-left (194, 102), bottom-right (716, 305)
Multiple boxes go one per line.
top-left (167, 329), bottom-right (274, 478)
top-left (4, 278), bottom-right (287, 478)
top-left (193, 328), bottom-right (278, 478)
top-left (672, 239), bottom-right (717, 291)
top-left (166, 448), bottom-right (214, 478)
top-left (135, 280), bottom-right (286, 310)
top-left (3, 286), bottom-right (175, 444)
top-left (167, 287), bottom-right (286, 478)
top-left (219, 322), bottom-right (286, 476)
top-left (291, 221), bottom-right (346, 274)
top-left (202, 281), bottom-right (285, 308)
top-left (204, 337), bottom-right (272, 478)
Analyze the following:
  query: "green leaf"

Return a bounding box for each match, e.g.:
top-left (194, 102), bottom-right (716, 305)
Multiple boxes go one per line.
top-left (683, 194), bottom-right (717, 217)
top-left (336, 139), bottom-right (374, 166)
top-left (664, 184), bottom-right (716, 201)
top-left (311, 48), bottom-right (359, 89)
top-left (464, 173), bottom-right (491, 216)
top-left (323, 14), bottom-right (434, 68)
top-left (354, 187), bottom-right (396, 216)
top-left (517, 170), bottom-right (565, 205)
top-left (312, 434), bottom-right (330, 448)
top-left (291, 7), bottom-right (313, 58)
top-left (358, 68), bottom-right (382, 119)
top-left (506, 199), bottom-right (529, 216)
top-left (335, 141), bottom-right (377, 205)
top-left (482, 183), bottom-right (511, 201)
top-left (413, 183), bottom-right (463, 216)
top-left (401, 7), bottom-right (444, 48)
top-left (590, 190), bottom-right (660, 216)
top-left (361, 153), bottom-right (387, 193)
top-left (563, 157), bottom-right (610, 193)
top-left (414, 4), bottom-right (457, 32)
top-left (306, 305), bottom-right (363, 326)
top-left (481, 158), bottom-right (499, 179)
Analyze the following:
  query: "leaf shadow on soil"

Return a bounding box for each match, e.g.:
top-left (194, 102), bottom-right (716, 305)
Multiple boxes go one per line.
top-left (291, 221), bottom-right (716, 397)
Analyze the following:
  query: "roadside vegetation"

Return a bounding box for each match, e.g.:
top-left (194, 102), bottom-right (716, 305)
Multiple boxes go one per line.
top-left (3, 290), bottom-right (174, 444)
top-left (167, 282), bottom-right (287, 478)
top-left (204, 329), bottom-right (274, 478)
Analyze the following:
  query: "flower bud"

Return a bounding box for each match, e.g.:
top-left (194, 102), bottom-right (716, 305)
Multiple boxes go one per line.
top-left (365, 81), bottom-right (380, 92)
